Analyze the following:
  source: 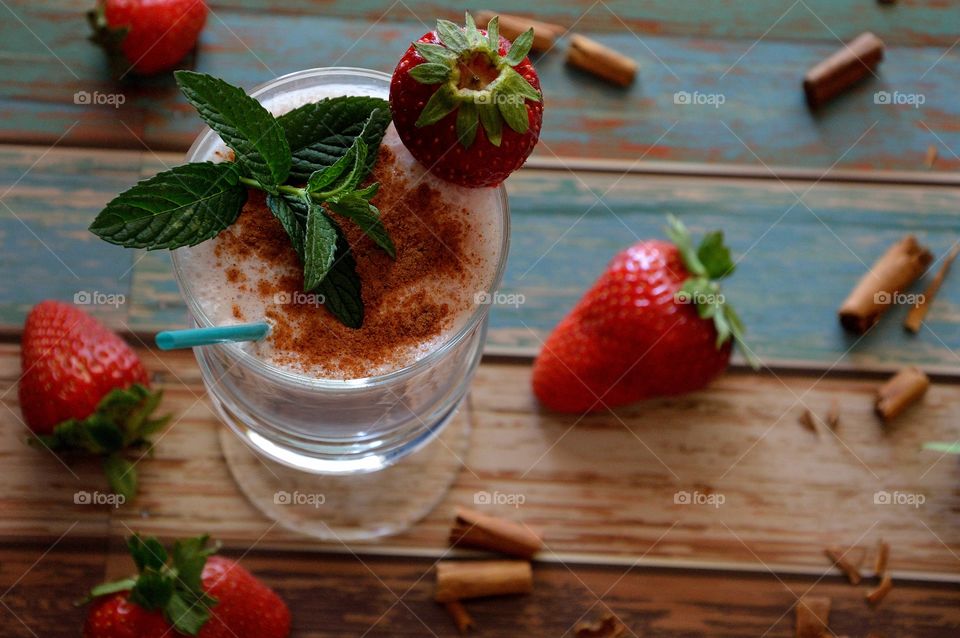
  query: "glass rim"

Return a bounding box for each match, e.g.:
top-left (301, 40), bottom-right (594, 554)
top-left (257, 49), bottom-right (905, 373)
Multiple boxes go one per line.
top-left (170, 66), bottom-right (511, 390)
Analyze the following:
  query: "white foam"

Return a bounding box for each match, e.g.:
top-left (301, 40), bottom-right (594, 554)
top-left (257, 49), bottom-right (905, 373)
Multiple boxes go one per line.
top-left (175, 83), bottom-right (503, 379)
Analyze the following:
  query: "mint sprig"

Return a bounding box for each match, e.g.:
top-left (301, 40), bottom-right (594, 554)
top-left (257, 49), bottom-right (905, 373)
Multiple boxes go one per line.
top-left (88, 72), bottom-right (395, 329)
top-left (665, 215), bottom-right (759, 368)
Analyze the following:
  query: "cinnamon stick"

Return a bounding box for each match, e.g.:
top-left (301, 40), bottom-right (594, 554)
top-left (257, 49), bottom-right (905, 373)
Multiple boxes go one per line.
top-left (838, 235), bottom-right (933, 333)
top-left (874, 539), bottom-right (890, 576)
top-left (795, 596), bottom-right (831, 638)
top-left (450, 507), bottom-right (543, 559)
top-left (798, 408), bottom-right (819, 435)
top-left (904, 244), bottom-right (959, 333)
top-left (444, 600), bottom-right (475, 634)
top-left (434, 560), bottom-right (533, 602)
top-left (875, 366), bottom-right (930, 421)
top-left (803, 32), bottom-right (884, 108)
top-left (567, 34), bottom-right (637, 87)
top-left (824, 546), bottom-right (862, 585)
top-left (574, 612), bottom-right (627, 638)
top-left (866, 573), bottom-right (894, 605)
top-left (476, 11), bottom-right (563, 53)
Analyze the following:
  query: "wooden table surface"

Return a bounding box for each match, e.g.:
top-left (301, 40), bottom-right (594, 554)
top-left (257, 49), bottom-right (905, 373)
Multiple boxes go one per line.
top-left (1, 1), bottom-right (959, 636)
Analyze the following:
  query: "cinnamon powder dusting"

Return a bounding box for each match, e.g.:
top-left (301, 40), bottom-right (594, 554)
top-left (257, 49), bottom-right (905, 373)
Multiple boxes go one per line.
top-left (213, 145), bottom-right (480, 378)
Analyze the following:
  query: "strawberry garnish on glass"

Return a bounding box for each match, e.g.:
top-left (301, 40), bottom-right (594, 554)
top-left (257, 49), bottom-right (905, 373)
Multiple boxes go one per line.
top-left (390, 13), bottom-right (544, 187)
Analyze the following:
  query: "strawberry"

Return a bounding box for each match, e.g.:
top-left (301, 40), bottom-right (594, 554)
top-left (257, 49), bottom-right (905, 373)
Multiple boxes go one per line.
top-left (88, 0), bottom-right (208, 76)
top-left (83, 535), bottom-right (291, 638)
top-left (532, 217), bottom-right (757, 413)
top-left (390, 13), bottom-right (543, 188)
top-left (19, 300), bottom-right (168, 499)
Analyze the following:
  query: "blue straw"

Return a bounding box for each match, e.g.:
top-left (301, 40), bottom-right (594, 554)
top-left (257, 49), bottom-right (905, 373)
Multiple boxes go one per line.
top-left (155, 322), bottom-right (270, 350)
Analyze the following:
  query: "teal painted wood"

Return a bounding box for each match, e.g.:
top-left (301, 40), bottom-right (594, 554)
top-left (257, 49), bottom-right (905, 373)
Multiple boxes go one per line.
top-left (2, 147), bottom-right (960, 372)
top-left (0, 6), bottom-right (957, 172)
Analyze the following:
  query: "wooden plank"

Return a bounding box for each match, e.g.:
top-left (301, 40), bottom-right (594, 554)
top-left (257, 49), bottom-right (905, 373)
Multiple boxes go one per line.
top-left (4, 146), bottom-right (960, 371)
top-left (1, 6), bottom-right (958, 172)
top-left (1, 536), bottom-right (956, 637)
top-left (1, 345), bottom-right (958, 577)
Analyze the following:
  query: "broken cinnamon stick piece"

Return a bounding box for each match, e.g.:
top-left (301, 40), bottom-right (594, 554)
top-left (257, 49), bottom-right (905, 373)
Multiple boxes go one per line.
top-left (795, 596), bottom-right (831, 638)
top-left (874, 539), bottom-right (890, 577)
top-left (799, 408), bottom-right (819, 435)
top-left (904, 244), bottom-right (959, 333)
top-left (574, 612), bottom-right (627, 638)
top-left (838, 235), bottom-right (933, 333)
top-left (450, 507), bottom-right (543, 559)
top-left (444, 600), bottom-right (475, 634)
top-left (824, 546), bottom-right (862, 585)
top-left (875, 366), bottom-right (930, 421)
top-left (803, 32), bottom-right (884, 108)
top-left (866, 573), bottom-right (894, 605)
top-left (567, 34), bottom-right (637, 87)
top-left (435, 560), bottom-right (533, 602)
top-left (826, 399), bottom-right (841, 430)
top-left (476, 11), bottom-right (563, 53)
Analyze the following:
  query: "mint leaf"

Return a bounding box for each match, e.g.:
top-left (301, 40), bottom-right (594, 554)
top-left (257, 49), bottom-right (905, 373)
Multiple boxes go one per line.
top-left (90, 162), bottom-right (247, 250)
top-left (104, 454), bottom-right (137, 502)
top-left (315, 221), bottom-right (364, 329)
top-left (278, 97), bottom-right (390, 182)
top-left (697, 231), bottom-right (735, 279)
top-left (326, 192), bottom-right (395, 258)
top-left (307, 138), bottom-right (368, 197)
top-left (266, 194), bottom-right (306, 262)
top-left (175, 71), bottom-right (290, 189)
top-left (304, 200), bottom-right (339, 291)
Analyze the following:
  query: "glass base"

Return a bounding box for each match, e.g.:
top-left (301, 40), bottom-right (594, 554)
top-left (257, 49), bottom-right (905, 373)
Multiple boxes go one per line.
top-left (218, 402), bottom-right (470, 541)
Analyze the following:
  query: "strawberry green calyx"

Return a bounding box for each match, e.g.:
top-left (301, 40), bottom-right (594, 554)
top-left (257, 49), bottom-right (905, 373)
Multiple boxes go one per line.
top-left (86, 5), bottom-right (131, 79)
top-left (83, 534), bottom-right (221, 636)
top-left (664, 215), bottom-right (759, 368)
top-left (33, 384), bottom-right (169, 501)
top-left (410, 12), bottom-right (542, 148)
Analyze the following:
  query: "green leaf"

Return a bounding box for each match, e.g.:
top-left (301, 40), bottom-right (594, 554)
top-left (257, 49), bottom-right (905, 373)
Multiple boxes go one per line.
top-left (326, 192), bottom-right (396, 258)
top-left (310, 138), bottom-right (368, 198)
top-left (90, 162), bottom-right (247, 250)
top-left (104, 454), bottom-right (137, 502)
top-left (499, 66), bottom-right (542, 102)
top-left (664, 215), bottom-right (707, 277)
top-left (174, 71), bottom-right (290, 189)
top-left (923, 441), bottom-right (960, 454)
top-left (478, 103), bottom-right (503, 146)
top-left (129, 567), bottom-right (174, 611)
top-left (409, 62), bottom-right (453, 84)
top-left (504, 28), bottom-right (535, 65)
top-left (455, 101), bottom-right (479, 147)
top-left (266, 194), bottom-right (306, 262)
top-left (82, 578), bottom-right (138, 605)
top-left (315, 221), bottom-right (364, 329)
top-left (487, 15), bottom-right (500, 50)
top-left (414, 41), bottom-right (457, 64)
top-left (86, 419), bottom-right (124, 454)
top-left (172, 535), bottom-right (218, 592)
top-left (697, 231), bottom-right (735, 279)
top-left (436, 19), bottom-right (468, 53)
top-left (278, 97), bottom-right (390, 182)
top-left (304, 201), bottom-right (339, 291)
top-left (416, 84), bottom-right (459, 127)
top-left (166, 591), bottom-right (211, 637)
top-left (128, 535), bottom-right (168, 572)
top-left (463, 12), bottom-right (484, 47)
top-left (497, 95), bottom-right (529, 134)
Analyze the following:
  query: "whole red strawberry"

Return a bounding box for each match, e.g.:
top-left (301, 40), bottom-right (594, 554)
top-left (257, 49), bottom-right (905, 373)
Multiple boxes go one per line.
top-left (83, 535), bottom-right (291, 638)
top-left (533, 217), bottom-right (757, 413)
top-left (390, 13), bottom-right (543, 188)
top-left (89, 0), bottom-right (208, 76)
top-left (19, 300), bottom-right (167, 498)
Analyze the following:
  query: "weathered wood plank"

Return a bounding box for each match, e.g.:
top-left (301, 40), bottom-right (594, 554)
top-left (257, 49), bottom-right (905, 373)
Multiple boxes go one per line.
top-left (0, 6), bottom-right (957, 171)
top-left (1, 345), bottom-right (958, 577)
top-left (2, 537), bottom-right (957, 637)
top-left (4, 146), bottom-right (960, 371)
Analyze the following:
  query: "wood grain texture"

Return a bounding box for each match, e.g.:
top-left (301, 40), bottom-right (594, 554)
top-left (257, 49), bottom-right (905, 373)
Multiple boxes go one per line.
top-left (1, 345), bottom-right (958, 578)
top-left (1, 538), bottom-right (958, 637)
top-left (0, 5), bottom-right (958, 172)
top-left (4, 146), bottom-right (960, 371)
